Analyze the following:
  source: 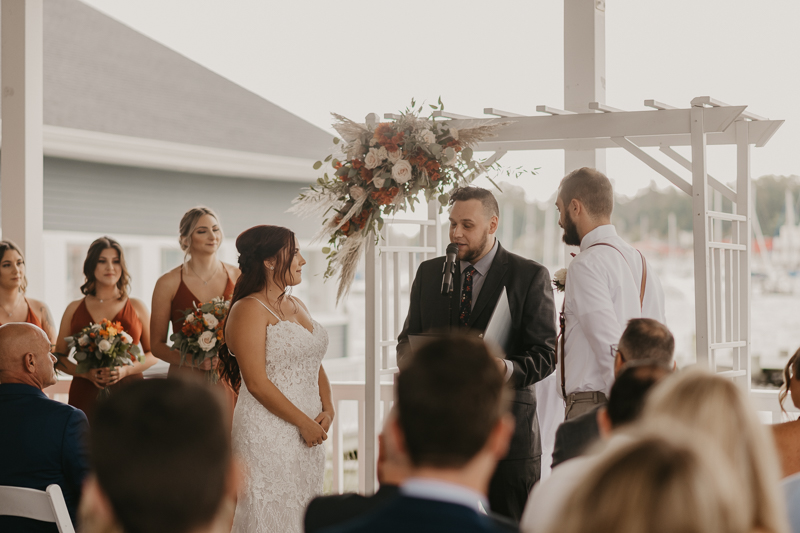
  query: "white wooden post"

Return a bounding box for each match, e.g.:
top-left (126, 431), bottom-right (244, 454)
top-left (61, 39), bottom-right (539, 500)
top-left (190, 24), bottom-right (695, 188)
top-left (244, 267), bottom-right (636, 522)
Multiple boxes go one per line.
top-left (363, 238), bottom-right (380, 494)
top-left (691, 105), bottom-right (711, 366)
top-left (563, 0), bottom-right (606, 265)
top-left (1, 0), bottom-right (45, 299)
top-left (736, 119), bottom-right (752, 392)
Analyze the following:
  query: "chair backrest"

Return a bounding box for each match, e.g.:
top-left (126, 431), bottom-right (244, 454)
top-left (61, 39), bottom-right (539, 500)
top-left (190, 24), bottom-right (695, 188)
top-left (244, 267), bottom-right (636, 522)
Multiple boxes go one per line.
top-left (0, 484), bottom-right (75, 533)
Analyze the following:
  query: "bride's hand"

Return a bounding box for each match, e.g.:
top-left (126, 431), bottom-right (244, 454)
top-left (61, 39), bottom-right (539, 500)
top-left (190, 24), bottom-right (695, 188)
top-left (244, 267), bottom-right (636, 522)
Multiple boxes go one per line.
top-left (300, 418), bottom-right (328, 448)
top-left (314, 411), bottom-right (334, 433)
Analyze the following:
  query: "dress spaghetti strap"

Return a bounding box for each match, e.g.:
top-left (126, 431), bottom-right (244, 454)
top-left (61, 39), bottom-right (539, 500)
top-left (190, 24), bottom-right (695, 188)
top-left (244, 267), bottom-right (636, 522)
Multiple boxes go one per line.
top-left (243, 296), bottom-right (281, 321)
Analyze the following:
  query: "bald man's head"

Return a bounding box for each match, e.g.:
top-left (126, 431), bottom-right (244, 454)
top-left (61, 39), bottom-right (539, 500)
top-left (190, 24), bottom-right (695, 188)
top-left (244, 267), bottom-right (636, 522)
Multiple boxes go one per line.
top-left (0, 323), bottom-right (56, 389)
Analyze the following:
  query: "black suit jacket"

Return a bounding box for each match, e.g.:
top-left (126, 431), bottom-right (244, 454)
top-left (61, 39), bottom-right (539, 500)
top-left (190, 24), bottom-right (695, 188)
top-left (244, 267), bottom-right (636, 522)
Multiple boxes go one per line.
top-left (551, 406), bottom-right (601, 468)
top-left (397, 243), bottom-right (557, 459)
top-left (305, 485), bottom-right (400, 533)
top-left (0, 383), bottom-right (89, 532)
top-left (318, 495), bottom-right (518, 533)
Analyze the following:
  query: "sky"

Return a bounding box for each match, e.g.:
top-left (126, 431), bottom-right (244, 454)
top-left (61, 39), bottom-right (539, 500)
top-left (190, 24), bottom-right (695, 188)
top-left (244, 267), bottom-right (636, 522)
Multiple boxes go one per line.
top-left (80, 0), bottom-right (800, 203)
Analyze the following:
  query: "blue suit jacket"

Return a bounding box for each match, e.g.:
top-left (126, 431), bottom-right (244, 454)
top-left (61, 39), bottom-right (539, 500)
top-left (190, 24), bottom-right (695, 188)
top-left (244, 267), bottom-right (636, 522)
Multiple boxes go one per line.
top-left (318, 495), bottom-right (518, 533)
top-left (0, 383), bottom-right (89, 532)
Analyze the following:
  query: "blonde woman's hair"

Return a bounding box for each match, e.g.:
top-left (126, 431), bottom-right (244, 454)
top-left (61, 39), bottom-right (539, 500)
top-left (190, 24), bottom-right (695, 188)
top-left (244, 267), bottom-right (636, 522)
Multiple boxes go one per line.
top-left (642, 368), bottom-right (789, 533)
top-left (551, 427), bottom-right (750, 533)
top-left (780, 347), bottom-right (800, 413)
top-left (178, 206), bottom-right (223, 255)
top-left (0, 240), bottom-right (27, 293)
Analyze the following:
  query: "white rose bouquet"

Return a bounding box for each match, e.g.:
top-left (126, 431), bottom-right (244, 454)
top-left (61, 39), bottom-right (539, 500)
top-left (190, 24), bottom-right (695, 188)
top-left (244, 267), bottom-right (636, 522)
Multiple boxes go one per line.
top-left (553, 268), bottom-right (568, 292)
top-left (66, 318), bottom-right (143, 398)
top-left (170, 296), bottom-right (230, 383)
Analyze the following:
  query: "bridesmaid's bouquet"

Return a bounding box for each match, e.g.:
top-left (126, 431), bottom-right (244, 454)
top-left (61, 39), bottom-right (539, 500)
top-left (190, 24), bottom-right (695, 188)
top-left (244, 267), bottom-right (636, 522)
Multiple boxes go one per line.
top-left (170, 297), bottom-right (229, 383)
top-left (66, 319), bottom-right (143, 398)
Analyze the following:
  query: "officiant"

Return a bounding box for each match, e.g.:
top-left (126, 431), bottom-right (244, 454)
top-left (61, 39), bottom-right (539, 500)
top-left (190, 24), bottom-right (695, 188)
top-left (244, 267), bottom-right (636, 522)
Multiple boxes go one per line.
top-left (396, 186), bottom-right (557, 521)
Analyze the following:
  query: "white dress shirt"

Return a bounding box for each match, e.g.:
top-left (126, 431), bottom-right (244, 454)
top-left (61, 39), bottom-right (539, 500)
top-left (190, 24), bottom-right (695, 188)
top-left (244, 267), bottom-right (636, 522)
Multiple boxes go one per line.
top-left (563, 225), bottom-right (666, 397)
top-left (401, 478), bottom-right (490, 514)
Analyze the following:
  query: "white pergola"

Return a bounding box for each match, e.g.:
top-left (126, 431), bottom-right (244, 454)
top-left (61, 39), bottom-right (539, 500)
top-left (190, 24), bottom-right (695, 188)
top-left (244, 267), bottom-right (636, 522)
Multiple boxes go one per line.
top-left (353, 0), bottom-right (785, 495)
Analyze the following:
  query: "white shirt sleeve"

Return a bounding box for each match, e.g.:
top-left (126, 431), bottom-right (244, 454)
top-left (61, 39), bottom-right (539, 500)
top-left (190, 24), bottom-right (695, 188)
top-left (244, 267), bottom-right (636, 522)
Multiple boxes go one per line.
top-left (567, 258), bottom-right (624, 365)
top-left (503, 359), bottom-right (513, 382)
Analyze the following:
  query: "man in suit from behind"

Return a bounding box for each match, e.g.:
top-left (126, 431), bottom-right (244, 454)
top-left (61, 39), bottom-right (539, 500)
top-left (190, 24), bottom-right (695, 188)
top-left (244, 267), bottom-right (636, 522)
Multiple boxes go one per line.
top-left (304, 409), bottom-right (410, 533)
top-left (322, 335), bottom-right (518, 533)
top-left (551, 318), bottom-right (675, 468)
top-left (397, 186), bottom-right (557, 520)
top-left (0, 322), bottom-right (89, 532)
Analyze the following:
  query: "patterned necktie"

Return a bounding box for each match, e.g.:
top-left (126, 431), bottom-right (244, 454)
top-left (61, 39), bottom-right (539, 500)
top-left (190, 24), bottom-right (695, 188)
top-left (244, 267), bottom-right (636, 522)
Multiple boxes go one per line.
top-left (459, 266), bottom-right (476, 327)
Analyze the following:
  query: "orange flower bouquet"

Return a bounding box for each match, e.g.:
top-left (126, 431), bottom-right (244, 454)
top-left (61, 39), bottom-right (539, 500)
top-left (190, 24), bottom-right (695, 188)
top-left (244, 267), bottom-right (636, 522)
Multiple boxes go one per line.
top-left (66, 319), bottom-right (143, 397)
top-left (170, 297), bottom-right (229, 383)
top-left (291, 98), bottom-right (510, 301)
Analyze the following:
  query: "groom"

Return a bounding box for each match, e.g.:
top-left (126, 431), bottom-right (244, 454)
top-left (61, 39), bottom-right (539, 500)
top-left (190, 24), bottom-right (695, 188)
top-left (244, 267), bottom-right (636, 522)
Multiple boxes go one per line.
top-left (397, 186), bottom-right (557, 520)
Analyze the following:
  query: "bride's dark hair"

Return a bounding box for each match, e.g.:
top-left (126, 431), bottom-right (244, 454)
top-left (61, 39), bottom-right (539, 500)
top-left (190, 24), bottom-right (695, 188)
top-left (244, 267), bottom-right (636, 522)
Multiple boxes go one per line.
top-left (218, 225), bottom-right (296, 394)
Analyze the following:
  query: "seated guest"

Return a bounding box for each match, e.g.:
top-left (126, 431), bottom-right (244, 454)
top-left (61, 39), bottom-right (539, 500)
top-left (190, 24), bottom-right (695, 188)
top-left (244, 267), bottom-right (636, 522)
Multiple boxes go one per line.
top-left (78, 379), bottom-right (241, 533)
top-left (643, 369), bottom-right (789, 533)
top-left (773, 347), bottom-right (800, 478)
top-left (521, 361), bottom-right (671, 533)
top-left (305, 409), bottom-right (411, 533)
top-left (321, 335), bottom-right (517, 533)
top-left (551, 318), bottom-right (674, 467)
top-left (549, 427), bottom-right (751, 533)
top-left (0, 323), bottom-right (88, 533)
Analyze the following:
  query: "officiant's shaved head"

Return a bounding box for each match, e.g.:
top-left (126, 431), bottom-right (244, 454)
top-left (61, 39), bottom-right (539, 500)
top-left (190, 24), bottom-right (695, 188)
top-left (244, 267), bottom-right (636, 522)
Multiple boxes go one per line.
top-left (559, 167), bottom-right (614, 219)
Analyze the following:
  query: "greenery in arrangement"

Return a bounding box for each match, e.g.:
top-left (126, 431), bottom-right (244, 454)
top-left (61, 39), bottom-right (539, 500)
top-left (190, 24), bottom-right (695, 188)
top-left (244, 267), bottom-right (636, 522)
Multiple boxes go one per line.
top-left (170, 297), bottom-right (229, 383)
top-left (291, 99), bottom-right (511, 301)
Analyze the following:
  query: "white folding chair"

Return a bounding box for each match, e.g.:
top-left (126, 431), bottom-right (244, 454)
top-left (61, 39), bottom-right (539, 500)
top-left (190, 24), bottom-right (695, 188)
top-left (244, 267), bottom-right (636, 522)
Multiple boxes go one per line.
top-left (0, 484), bottom-right (75, 533)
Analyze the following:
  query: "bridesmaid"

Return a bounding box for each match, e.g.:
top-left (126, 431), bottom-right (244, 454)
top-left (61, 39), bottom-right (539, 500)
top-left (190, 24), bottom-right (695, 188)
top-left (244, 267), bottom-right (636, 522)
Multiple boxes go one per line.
top-left (150, 207), bottom-right (240, 407)
top-left (53, 236), bottom-right (157, 420)
top-left (0, 240), bottom-right (57, 342)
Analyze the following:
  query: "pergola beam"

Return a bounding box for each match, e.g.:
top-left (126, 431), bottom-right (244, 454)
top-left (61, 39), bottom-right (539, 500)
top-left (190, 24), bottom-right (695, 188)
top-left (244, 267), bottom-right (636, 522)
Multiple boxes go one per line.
top-left (484, 108), bottom-right (525, 118)
top-left (612, 137), bottom-right (692, 196)
top-left (659, 146), bottom-right (738, 203)
top-left (446, 106), bottom-right (746, 144)
top-left (589, 102), bottom-right (624, 113)
top-left (536, 105), bottom-right (575, 115)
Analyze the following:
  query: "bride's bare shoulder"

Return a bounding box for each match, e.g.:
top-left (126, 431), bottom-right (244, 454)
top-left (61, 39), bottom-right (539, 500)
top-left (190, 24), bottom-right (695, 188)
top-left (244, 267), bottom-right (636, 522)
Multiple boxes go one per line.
top-left (229, 295), bottom-right (279, 326)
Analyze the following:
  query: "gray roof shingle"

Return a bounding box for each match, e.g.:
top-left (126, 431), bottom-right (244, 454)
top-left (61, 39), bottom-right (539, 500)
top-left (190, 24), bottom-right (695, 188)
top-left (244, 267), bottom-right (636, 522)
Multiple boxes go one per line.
top-left (35, 0), bottom-right (332, 159)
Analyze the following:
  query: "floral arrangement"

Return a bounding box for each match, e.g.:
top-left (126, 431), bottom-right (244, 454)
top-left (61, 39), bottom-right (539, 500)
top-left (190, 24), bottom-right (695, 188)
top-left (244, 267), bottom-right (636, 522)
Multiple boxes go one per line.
top-left (291, 99), bottom-right (509, 301)
top-left (553, 268), bottom-right (567, 292)
top-left (169, 297), bottom-right (229, 383)
top-left (66, 319), bottom-right (143, 397)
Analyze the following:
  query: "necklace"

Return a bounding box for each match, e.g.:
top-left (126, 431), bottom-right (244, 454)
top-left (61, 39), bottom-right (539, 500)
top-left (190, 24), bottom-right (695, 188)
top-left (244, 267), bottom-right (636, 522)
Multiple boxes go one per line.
top-left (0, 292), bottom-right (20, 318)
top-left (189, 260), bottom-right (220, 286)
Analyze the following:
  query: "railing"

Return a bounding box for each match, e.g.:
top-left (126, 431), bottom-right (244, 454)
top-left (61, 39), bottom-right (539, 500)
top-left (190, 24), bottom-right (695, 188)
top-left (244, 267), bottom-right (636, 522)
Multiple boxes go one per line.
top-left (751, 388), bottom-right (800, 423)
top-left (329, 381), bottom-right (394, 494)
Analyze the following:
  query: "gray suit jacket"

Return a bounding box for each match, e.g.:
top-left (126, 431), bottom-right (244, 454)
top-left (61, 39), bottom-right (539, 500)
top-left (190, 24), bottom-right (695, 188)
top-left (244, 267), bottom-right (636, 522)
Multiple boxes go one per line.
top-left (396, 243), bottom-right (557, 459)
top-left (551, 406), bottom-right (601, 468)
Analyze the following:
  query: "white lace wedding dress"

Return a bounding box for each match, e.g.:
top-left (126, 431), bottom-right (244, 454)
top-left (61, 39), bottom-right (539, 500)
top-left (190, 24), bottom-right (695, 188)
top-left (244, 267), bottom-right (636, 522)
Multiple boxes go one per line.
top-left (230, 310), bottom-right (328, 533)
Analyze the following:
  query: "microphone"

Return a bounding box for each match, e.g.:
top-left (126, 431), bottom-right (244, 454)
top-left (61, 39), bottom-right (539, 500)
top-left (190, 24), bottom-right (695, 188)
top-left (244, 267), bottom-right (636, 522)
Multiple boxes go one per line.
top-left (441, 243), bottom-right (459, 296)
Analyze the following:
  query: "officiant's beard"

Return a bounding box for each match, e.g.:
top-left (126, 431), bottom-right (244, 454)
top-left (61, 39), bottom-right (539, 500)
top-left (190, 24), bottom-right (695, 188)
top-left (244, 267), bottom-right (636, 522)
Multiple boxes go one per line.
top-left (561, 211), bottom-right (581, 246)
top-left (459, 232), bottom-right (489, 263)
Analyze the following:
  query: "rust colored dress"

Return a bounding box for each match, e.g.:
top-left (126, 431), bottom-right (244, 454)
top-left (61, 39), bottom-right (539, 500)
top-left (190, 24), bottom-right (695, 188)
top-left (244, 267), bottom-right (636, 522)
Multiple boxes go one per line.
top-left (0, 298), bottom-right (43, 328)
top-left (67, 298), bottom-right (143, 420)
top-left (169, 265), bottom-right (237, 417)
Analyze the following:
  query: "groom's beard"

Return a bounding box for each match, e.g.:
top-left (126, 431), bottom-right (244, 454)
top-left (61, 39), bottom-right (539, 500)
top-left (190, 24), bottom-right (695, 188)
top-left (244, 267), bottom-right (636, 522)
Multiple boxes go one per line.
top-left (561, 211), bottom-right (581, 246)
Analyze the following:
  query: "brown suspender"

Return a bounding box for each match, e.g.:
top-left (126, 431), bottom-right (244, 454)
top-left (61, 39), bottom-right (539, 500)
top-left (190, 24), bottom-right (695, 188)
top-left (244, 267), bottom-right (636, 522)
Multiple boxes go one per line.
top-left (559, 243), bottom-right (648, 400)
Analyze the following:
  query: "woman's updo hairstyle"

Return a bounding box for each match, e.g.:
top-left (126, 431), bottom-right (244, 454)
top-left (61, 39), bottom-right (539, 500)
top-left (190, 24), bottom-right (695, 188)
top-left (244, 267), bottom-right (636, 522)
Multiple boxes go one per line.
top-left (218, 225), bottom-right (296, 393)
top-left (179, 206), bottom-right (223, 255)
top-left (0, 240), bottom-right (28, 292)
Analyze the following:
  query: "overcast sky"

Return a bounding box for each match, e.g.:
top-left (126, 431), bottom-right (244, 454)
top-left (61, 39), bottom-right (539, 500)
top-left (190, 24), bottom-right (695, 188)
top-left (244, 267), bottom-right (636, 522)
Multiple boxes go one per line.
top-left (81, 0), bottom-right (800, 202)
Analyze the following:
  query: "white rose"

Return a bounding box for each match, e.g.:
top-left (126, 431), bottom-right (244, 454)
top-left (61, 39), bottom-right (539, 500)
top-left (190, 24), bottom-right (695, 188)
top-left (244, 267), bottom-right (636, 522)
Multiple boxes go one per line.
top-left (554, 268), bottom-right (567, 285)
top-left (350, 185), bottom-right (367, 201)
top-left (364, 149), bottom-right (382, 170)
top-left (203, 313), bottom-right (219, 329)
top-left (91, 323), bottom-right (101, 331)
top-left (419, 129), bottom-right (436, 144)
top-left (372, 177), bottom-right (386, 189)
top-left (387, 149), bottom-right (402, 164)
top-left (391, 160), bottom-right (413, 184)
top-left (197, 330), bottom-right (217, 351)
top-left (78, 335), bottom-right (90, 347)
top-left (186, 314), bottom-right (196, 324)
top-left (120, 332), bottom-right (133, 345)
top-left (98, 339), bottom-right (112, 353)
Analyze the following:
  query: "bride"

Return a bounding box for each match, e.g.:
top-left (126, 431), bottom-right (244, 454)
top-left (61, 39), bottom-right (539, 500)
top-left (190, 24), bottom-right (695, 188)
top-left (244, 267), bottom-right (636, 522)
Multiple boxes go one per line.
top-left (219, 225), bottom-right (334, 533)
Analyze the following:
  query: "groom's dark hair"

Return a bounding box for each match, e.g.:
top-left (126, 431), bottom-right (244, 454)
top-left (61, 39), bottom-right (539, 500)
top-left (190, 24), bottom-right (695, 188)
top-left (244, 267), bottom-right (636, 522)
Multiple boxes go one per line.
top-left (90, 379), bottom-right (230, 533)
top-left (397, 334), bottom-right (509, 468)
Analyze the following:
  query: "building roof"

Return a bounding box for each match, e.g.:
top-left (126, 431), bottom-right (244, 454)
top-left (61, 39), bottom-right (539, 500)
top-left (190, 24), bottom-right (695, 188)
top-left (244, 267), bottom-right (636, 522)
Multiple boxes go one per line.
top-left (36, 0), bottom-right (332, 160)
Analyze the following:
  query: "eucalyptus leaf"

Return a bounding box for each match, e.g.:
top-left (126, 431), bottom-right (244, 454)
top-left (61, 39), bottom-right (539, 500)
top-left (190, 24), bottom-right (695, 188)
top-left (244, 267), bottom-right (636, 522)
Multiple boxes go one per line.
top-left (324, 154), bottom-right (332, 162)
top-left (322, 247), bottom-right (331, 254)
top-left (462, 147), bottom-right (473, 161)
top-left (313, 161), bottom-right (323, 170)
top-left (333, 137), bottom-right (340, 144)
